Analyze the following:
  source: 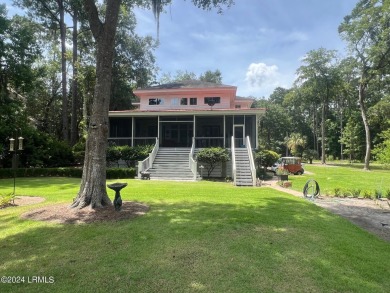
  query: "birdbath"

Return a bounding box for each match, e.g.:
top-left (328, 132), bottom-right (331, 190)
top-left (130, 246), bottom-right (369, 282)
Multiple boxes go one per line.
top-left (107, 182), bottom-right (128, 211)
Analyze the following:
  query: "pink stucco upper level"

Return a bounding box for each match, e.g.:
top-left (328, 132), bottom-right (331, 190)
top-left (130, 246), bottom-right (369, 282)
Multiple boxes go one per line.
top-left (133, 80), bottom-right (254, 111)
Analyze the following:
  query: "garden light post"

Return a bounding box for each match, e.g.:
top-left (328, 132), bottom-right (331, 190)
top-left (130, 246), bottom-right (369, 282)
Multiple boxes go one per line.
top-left (9, 135), bottom-right (24, 195)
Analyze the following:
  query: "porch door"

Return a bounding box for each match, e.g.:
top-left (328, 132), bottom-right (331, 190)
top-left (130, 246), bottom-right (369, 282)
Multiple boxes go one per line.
top-left (234, 125), bottom-right (245, 147)
top-left (161, 122), bottom-right (193, 147)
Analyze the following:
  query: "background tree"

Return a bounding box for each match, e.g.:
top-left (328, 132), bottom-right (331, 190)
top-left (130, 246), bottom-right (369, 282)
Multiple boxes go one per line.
top-left (339, 0), bottom-right (390, 170)
top-left (295, 48), bottom-right (340, 164)
top-left (285, 133), bottom-right (306, 157)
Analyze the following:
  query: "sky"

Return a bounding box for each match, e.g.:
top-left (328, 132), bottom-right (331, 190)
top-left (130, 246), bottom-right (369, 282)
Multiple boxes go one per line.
top-left (134, 0), bottom-right (359, 98)
top-left (4, 0), bottom-right (359, 98)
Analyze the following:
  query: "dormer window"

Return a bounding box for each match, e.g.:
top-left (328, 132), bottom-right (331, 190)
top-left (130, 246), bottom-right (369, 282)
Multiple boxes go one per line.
top-left (204, 97), bottom-right (220, 105)
top-left (149, 98), bottom-right (164, 105)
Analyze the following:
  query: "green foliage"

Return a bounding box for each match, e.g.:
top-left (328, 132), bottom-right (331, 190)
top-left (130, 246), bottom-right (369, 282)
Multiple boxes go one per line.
top-left (106, 144), bottom-right (153, 167)
top-left (302, 149), bottom-right (318, 164)
top-left (0, 167), bottom-right (135, 179)
top-left (255, 149), bottom-right (279, 168)
top-left (373, 128), bottom-right (390, 165)
top-left (0, 192), bottom-right (15, 207)
top-left (196, 147), bottom-right (230, 177)
top-left (285, 132), bottom-right (306, 157)
top-left (339, 116), bottom-right (364, 162)
top-left (106, 145), bottom-right (122, 167)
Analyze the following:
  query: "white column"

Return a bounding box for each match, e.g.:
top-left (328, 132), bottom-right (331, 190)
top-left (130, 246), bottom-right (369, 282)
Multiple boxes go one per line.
top-left (131, 117), bottom-right (134, 146)
top-left (223, 115), bottom-right (226, 147)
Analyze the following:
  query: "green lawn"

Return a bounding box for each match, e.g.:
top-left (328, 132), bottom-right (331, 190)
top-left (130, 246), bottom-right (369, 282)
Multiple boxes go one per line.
top-left (288, 163), bottom-right (390, 197)
top-left (0, 177), bottom-right (389, 293)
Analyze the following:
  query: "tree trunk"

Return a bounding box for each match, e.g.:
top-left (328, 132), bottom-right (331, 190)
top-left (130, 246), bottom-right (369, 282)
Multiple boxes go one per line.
top-left (359, 83), bottom-right (371, 170)
top-left (70, 10), bottom-right (79, 146)
top-left (71, 0), bottom-right (122, 209)
top-left (59, 0), bottom-right (68, 143)
top-left (321, 101), bottom-right (326, 164)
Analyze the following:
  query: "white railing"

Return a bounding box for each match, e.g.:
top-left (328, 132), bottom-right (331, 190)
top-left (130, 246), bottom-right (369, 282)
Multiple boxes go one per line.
top-left (189, 137), bottom-right (198, 180)
top-left (231, 136), bottom-right (236, 186)
top-left (138, 137), bottom-right (159, 178)
top-left (246, 136), bottom-right (256, 186)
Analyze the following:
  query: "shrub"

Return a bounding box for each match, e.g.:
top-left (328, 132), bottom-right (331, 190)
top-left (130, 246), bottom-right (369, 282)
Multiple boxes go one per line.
top-left (0, 193), bottom-right (15, 208)
top-left (362, 190), bottom-right (374, 199)
top-left (333, 188), bottom-right (341, 197)
top-left (120, 145), bottom-right (153, 167)
top-left (197, 147), bottom-right (230, 177)
top-left (106, 145), bottom-right (122, 167)
top-left (385, 189), bottom-right (390, 200)
top-left (0, 167), bottom-right (135, 179)
top-left (351, 189), bottom-right (361, 198)
top-left (254, 149), bottom-right (279, 169)
top-left (302, 149), bottom-right (318, 164)
top-left (375, 189), bottom-right (383, 199)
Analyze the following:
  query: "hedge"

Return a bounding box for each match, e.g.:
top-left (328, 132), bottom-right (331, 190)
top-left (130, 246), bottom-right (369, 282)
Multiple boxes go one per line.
top-left (0, 167), bottom-right (136, 179)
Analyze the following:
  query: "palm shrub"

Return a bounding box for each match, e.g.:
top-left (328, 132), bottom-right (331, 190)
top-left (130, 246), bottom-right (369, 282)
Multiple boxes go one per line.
top-left (0, 193), bottom-right (15, 208)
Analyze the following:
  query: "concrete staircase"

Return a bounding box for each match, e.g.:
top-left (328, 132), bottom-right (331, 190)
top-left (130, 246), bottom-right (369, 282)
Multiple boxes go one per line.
top-left (147, 148), bottom-right (197, 181)
top-left (234, 148), bottom-right (254, 186)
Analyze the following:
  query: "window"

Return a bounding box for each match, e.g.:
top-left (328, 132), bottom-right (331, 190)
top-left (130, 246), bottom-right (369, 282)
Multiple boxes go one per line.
top-left (190, 97), bottom-right (197, 105)
top-left (149, 98), bottom-right (164, 105)
top-left (204, 97), bottom-right (220, 105)
top-left (180, 98), bottom-right (188, 105)
top-left (235, 105), bottom-right (241, 109)
top-left (171, 98), bottom-right (178, 105)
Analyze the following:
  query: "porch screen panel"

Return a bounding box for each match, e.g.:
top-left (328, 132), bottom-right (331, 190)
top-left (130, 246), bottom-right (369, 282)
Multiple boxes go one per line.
top-left (109, 117), bottom-right (132, 146)
top-left (134, 117), bottom-right (158, 146)
top-left (109, 118), bottom-right (132, 137)
top-left (225, 116), bottom-right (233, 148)
top-left (196, 117), bottom-right (224, 147)
top-left (244, 115), bottom-right (256, 148)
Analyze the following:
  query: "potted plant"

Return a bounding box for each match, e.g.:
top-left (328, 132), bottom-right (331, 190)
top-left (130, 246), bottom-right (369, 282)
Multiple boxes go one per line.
top-left (276, 168), bottom-right (289, 181)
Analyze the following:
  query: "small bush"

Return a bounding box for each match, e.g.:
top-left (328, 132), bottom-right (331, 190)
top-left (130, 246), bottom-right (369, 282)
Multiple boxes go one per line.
top-left (375, 189), bottom-right (383, 199)
top-left (351, 189), bottom-right (361, 198)
top-left (0, 193), bottom-right (15, 208)
top-left (197, 147), bottom-right (230, 177)
top-left (385, 189), bottom-right (390, 200)
top-left (362, 190), bottom-right (374, 199)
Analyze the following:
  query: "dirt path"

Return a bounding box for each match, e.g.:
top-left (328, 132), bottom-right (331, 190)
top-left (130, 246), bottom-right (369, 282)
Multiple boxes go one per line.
top-left (265, 179), bottom-right (390, 243)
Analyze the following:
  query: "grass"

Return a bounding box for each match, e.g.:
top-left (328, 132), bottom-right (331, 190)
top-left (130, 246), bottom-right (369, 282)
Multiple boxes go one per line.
top-left (287, 163), bottom-right (390, 197)
top-left (0, 177), bottom-right (389, 292)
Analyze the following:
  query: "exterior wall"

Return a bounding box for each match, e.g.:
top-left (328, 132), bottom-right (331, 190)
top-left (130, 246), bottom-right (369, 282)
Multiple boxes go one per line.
top-left (139, 94), bottom-right (234, 111)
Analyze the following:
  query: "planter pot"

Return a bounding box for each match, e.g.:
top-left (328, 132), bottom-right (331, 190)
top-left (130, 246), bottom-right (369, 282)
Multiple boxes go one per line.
top-left (280, 174), bottom-right (288, 181)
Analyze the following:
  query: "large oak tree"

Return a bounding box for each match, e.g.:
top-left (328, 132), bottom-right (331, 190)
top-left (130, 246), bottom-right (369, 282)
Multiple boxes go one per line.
top-left (71, 0), bottom-right (233, 209)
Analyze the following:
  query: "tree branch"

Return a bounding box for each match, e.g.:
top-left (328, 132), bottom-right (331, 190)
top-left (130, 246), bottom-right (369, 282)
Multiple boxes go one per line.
top-left (83, 0), bottom-right (103, 40)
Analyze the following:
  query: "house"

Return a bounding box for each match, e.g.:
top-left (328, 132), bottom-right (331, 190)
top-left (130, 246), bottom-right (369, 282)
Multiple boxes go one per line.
top-left (108, 80), bottom-right (265, 185)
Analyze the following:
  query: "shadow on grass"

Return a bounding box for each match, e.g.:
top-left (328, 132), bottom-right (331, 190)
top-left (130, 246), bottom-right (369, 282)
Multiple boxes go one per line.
top-left (1, 195), bottom-right (389, 293)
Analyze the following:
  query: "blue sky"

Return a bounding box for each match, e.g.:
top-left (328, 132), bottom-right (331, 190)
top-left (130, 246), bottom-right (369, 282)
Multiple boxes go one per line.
top-left (134, 0), bottom-right (358, 98)
top-left (4, 0), bottom-right (358, 98)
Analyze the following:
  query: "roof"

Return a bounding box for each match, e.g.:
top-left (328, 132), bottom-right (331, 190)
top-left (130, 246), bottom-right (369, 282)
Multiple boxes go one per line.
top-left (109, 107), bottom-right (265, 117)
top-left (136, 80), bottom-right (236, 91)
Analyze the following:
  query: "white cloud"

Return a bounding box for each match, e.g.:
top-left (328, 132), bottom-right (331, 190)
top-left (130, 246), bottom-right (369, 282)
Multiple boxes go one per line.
top-left (245, 63), bottom-right (279, 88)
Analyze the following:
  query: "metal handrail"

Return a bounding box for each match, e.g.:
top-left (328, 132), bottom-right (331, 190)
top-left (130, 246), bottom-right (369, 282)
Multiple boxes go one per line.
top-left (231, 136), bottom-right (236, 186)
top-left (138, 137), bottom-right (159, 178)
top-left (189, 137), bottom-right (198, 180)
top-left (246, 136), bottom-right (256, 186)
